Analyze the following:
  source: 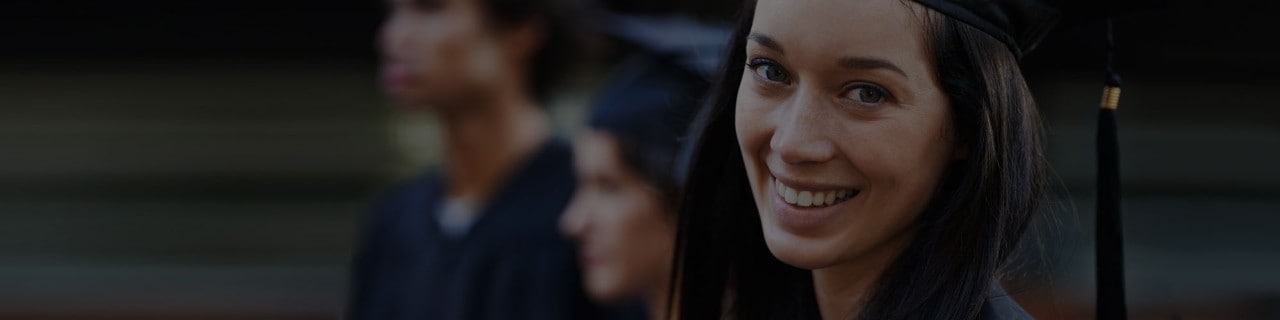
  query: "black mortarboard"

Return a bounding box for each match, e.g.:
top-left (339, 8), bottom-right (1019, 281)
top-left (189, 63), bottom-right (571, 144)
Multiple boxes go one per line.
top-left (586, 52), bottom-right (711, 189)
top-left (585, 10), bottom-right (728, 188)
top-left (584, 6), bottom-right (732, 79)
top-left (912, 0), bottom-right (1060, 59)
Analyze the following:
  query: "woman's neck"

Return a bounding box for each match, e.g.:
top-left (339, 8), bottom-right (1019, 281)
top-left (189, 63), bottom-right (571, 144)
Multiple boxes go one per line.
top-left (812, 229), bottom-right (916, 320)
top-left (437, 90), bottom-right (549, 203)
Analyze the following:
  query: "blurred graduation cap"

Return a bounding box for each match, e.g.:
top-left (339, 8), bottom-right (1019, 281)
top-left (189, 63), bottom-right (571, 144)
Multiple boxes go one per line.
top-left (590, 12), bottom-right (731, 78)
top-left (579, 1), bottom-right (731, 191)
top-left (910, 1), bottom-right (1161, 319)
top-left (580, 0), bottom-right (732, 78)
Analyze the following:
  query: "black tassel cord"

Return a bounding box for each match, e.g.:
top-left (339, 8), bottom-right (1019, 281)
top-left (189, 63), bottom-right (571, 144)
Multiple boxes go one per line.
top-left (1096, 17), bottom-right (1127, 320)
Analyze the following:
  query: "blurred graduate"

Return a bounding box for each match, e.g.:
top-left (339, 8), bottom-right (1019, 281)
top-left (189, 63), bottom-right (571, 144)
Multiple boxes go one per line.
top-left (347, 0), bottom-right (592, 319)
top-left (558, 2), bottom-right (729, 319)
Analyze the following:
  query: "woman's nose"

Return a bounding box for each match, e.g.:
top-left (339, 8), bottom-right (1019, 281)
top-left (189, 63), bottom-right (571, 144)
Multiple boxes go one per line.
top-left (771, 93), bottom-right (838, 165)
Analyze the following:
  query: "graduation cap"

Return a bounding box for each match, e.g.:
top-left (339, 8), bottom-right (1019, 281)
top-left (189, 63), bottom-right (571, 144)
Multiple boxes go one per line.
top-left (581, 5), bottom-right (729, 185)
top-left (907, 0), bottom-right (1161, 319)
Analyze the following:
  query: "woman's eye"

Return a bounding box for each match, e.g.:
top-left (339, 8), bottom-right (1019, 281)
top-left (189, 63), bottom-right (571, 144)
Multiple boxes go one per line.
top-left (763, 65), bottom-right (788, 83)
top-left (748, 59), bottom-right (790, 84)
top-left (848, 85), bottom-right (888, 104)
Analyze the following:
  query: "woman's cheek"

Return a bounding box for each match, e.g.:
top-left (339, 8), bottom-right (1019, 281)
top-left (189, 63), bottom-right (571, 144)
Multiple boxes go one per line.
top-left (874, 133), bottom-right (948, 215)
top-left (735, 97), bottom-right (771, 192)
top-left (736, 95), bottom-right (776, 152)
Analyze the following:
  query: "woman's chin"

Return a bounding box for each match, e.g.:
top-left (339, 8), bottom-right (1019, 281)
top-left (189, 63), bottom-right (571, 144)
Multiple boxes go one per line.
top-left (759, 222), bottom-right (845, 270)
top-left (584, 275), bottom-right (628, 304)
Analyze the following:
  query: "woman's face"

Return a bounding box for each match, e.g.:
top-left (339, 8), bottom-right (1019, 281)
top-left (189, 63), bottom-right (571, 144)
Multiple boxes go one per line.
top-left (736, 0), bottom-right (958, 270)
top-left (560, 131), bottom-right (676, 303)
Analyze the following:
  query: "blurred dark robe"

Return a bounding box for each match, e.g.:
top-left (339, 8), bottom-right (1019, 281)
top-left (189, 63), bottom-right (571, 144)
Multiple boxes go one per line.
top-left (348, 140), bottom-right (594, 320)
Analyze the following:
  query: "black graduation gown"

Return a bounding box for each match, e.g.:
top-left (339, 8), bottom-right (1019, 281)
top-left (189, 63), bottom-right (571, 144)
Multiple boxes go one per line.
top-left (348, 140), bottom-right (594, 320)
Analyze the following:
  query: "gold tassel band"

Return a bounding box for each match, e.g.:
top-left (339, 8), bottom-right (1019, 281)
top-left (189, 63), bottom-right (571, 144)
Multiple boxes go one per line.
top-left (1101, 86), bottom-right (1122, 110)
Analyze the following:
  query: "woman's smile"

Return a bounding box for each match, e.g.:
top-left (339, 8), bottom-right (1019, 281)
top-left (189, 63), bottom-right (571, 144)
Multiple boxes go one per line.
top-left (773, 176), bottom-right (858, 208)
top-left (769, 174), bottom-right (862, 234)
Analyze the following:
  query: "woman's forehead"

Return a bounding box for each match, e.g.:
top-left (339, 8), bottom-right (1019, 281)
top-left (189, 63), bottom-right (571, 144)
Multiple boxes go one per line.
top-left (749, 0), bottom-right (930, 74)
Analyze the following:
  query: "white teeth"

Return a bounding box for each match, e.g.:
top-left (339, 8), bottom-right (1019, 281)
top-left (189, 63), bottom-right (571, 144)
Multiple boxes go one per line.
top-left (773, 178), bottom-right (856, 208)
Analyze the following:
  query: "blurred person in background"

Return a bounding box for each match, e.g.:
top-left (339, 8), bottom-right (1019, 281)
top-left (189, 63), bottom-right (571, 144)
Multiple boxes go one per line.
top-left (347, 0), bottom-right (593, 319)
top-left (558, 2), bottom-right (728, 319)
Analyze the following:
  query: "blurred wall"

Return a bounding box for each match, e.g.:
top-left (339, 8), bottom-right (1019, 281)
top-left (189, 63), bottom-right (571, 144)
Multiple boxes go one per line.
top-left (1, 1), bottom-right (392, 319)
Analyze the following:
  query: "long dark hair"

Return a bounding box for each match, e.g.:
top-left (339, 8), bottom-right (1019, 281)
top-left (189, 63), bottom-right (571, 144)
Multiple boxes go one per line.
top-left (668, 1), bottom-right (1048, 319)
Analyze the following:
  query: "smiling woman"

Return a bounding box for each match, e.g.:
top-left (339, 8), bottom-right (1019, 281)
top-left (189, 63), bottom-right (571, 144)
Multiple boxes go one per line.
top-left (672, 0), bottom-right (1055, 319)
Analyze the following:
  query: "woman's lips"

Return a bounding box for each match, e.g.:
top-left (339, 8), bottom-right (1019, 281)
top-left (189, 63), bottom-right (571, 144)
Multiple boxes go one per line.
top-left (774, 178), bottom-right (857, 207)
top-left (380, 63), bottom-right (412, 93)
top-left (577, 249), bottom-right (595, 267)
top-left (769, 176), bottom-right (860, 233)
top-left (575, 241), bottom-right (602, 268)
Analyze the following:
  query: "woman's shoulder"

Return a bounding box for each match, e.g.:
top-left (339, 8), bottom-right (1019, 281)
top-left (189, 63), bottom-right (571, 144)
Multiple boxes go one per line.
top-left (978, 283), bottom-right (1033, 320)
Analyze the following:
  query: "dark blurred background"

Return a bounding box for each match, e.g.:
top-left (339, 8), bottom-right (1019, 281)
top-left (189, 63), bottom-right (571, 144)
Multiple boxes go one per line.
top-left (2, 1), bottom-right (388, 319)
top-left (1, 0), bottom-right (1277, 319)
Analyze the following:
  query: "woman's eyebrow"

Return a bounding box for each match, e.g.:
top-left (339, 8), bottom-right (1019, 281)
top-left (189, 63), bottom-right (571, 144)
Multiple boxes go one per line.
top-left (747, 33), bottom-right (785, 54)
top-left (838, 56), bottom-right (908, 79)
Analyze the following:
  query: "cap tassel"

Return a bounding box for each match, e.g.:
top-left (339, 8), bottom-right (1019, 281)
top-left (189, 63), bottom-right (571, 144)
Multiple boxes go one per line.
top-left (1097, 17), bottom-right (1128, 320)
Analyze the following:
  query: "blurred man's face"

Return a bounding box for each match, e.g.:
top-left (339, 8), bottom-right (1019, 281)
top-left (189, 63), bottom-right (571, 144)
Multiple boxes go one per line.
top-left (379, 0), bottom-right (507, 110)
